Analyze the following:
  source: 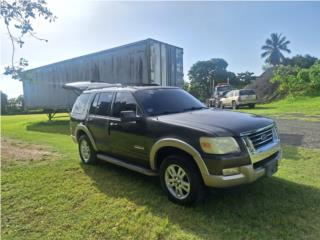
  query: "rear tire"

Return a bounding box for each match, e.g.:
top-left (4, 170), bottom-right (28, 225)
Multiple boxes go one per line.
top-left (160, 155), bottom-right (207, 205)
top-left (232, 101), bottom-right (238, 110)
top-left (78, 135), bottom-right (97, 164)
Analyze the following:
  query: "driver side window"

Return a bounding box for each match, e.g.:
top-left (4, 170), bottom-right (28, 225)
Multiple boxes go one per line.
top-left (112, 92), bottom-right (140, 118)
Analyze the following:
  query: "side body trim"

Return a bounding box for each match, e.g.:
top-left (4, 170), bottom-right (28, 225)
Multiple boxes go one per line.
top-left (75, 123), bottom-right (98, 151)
top-left (97, 154), bottom-right (158, 176)
top-left (149, 138), bottom-right (210, 177)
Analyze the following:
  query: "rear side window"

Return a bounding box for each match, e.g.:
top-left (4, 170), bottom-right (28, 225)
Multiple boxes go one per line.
top-left (72, 94), bottom-right (91, 115)
top-left (240, 90), bottom-right (255, 95)
top-left (112, 92), bottom-right (139, 118)
top-left (89, 93), bottom-right (99, 114)
top-left (95, 92), bottom-right (114, 116)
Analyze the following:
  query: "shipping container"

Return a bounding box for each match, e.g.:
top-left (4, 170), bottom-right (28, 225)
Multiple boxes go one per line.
top-left (21, 38), bottom-right (184, 111)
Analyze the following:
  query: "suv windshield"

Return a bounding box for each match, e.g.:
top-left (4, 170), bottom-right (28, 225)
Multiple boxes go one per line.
top-left (134, 88), bottom-right (206, 116)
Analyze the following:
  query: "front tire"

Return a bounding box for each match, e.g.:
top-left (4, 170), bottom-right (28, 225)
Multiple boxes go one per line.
top-left (232, 101), bottom-right (238, 110)
top-left (160, 155), bottom-right (207, 205)
top-left (78, 135), bottom-right (97, 164)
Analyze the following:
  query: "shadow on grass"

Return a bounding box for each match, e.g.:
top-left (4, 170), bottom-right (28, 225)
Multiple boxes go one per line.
top-left (82, 159), bottom-right (319, 239)
top-left (26, 120), bottom-right (70, 135)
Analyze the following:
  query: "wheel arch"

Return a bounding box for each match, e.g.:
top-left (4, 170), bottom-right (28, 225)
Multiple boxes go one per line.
top-left (150, 138), bottom-right (209, 178)
top-left (75, 124), bottom-right (98, 151)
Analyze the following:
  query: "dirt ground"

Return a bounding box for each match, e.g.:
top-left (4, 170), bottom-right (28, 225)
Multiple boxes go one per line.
top-left (274, 118), bottom-right (320, 149)
top-left (1, 138), bottom-right (59, 167)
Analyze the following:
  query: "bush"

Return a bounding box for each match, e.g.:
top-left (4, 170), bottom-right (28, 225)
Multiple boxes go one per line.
top-left (272, 62), bottom-right (320, 96)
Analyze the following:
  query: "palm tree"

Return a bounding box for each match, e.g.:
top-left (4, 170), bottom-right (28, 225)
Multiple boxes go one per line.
top-left (261, 33), bottom-right (291, 66)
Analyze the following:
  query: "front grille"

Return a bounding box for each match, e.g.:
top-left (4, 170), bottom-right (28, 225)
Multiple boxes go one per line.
top-left (247, 126), bottom-right (274, 150)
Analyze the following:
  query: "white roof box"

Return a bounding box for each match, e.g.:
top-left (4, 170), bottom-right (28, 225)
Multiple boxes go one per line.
top-left (63, 82), bottom-right (121, 91)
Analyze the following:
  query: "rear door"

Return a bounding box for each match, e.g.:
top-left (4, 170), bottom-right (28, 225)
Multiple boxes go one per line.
top-left (108, 91), bottom-right (149, 166)
top-left (224, 91), bottom-right (233, 106)
top-left (86, 91), bottom-right (114, 153)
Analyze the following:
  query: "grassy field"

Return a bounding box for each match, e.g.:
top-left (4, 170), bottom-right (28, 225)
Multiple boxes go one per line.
top-left (2, 114), bottom-right (320, 239)
top-left (238, 96), bottom-right (320, 119)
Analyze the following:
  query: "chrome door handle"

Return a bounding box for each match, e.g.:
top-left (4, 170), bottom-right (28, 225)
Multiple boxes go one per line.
top-left (110, 122), bottom-right (118, 126)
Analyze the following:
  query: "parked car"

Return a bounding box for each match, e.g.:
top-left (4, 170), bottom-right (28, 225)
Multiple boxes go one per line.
top-left (208, 84), bottom-right (232, 107)
top-left (220, 89), bottom-right (257, 109)
top-left (70, 85), bottom-right (281, 205)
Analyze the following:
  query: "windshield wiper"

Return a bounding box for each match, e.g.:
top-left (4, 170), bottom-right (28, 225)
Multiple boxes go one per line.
top-left (182, 106), bottom-right (208, 112)
top-left (156, 110), bottom-right (183, 116)
top-left (155, 107), bottom-right (207, 116)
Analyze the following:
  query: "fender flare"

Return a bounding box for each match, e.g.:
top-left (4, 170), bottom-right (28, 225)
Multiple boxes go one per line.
top-left (75, 124), bottom-right (98, 151)
top-left (149, 138), bottom-right (209, 177)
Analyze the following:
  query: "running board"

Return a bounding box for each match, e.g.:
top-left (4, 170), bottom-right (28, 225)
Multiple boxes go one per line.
top-left (97, 154), bottom-right (158, 176)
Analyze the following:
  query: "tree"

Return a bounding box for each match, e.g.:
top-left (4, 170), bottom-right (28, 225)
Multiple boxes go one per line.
top-left (188, 58), bottom-right (230, 101)
top-left (261, 33), bottom-right (291, 66)
top-left (1, 91), bottom-right (8, 114)
top-left (182, 81), bottom-right (190, 92)
top-left (6, 94), bottom-right (25, 113)
top-left (271, 65), bottom-right (299, 96)
top-left (236, 71), bottom-right (256, 85)
top-left (308, 61), bottom-right (320, 94)
top-left (283, 54), bottom-right (318, 69)
top-left (1, 0), bottom-right (56, 79)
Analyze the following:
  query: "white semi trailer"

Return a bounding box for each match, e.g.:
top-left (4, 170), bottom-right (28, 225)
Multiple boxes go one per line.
top-left (21, 38), bottom-right (184, 118)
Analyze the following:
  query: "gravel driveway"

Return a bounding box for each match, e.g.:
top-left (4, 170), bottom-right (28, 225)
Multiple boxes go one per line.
top-left (274, 118), bottom-right (320, 149)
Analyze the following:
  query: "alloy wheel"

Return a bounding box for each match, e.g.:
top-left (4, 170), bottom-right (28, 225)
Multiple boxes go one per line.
top-left (80, 139), bottom-right (91, 162)
top-left (165, 164), bottom-right (191, 200)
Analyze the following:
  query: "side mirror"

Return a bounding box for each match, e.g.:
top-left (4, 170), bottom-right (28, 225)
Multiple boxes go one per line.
top-left (120, 110), bottom-right (141, 122)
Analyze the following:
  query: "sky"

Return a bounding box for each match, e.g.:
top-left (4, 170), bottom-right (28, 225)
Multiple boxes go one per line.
top-left (1, 0), bottom-right (320, 97)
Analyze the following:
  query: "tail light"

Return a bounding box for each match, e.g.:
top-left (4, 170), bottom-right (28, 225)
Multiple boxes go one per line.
top-left (238, 96), bottom-right (242, 101)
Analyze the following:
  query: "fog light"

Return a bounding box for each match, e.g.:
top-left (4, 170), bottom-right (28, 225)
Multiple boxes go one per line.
top-left (223, 167), bottom-right (240, 176)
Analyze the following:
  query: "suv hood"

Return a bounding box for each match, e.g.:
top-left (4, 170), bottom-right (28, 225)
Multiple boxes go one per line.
top-left (156, 109), bottom-right (274, 137)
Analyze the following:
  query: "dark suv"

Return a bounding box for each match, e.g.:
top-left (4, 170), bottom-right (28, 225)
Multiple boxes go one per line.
top-left (70, 86), bottom-right (281, 205)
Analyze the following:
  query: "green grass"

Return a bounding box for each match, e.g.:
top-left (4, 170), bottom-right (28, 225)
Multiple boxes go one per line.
top-left (2, 114), bottom-right (320, 239)
top-left (238, 96), bottom-right (320, 118)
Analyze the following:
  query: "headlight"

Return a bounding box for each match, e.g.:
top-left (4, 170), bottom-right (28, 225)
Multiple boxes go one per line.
top-left (200, 137), bottom-right (240, 154)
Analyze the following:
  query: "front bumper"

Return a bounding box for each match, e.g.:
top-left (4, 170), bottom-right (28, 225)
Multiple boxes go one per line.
top-left (202, 140), bottom-right (281, 188)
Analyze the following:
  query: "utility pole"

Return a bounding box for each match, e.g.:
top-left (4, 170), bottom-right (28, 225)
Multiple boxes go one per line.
top-left (212, 79), bottom-right (215, 96)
